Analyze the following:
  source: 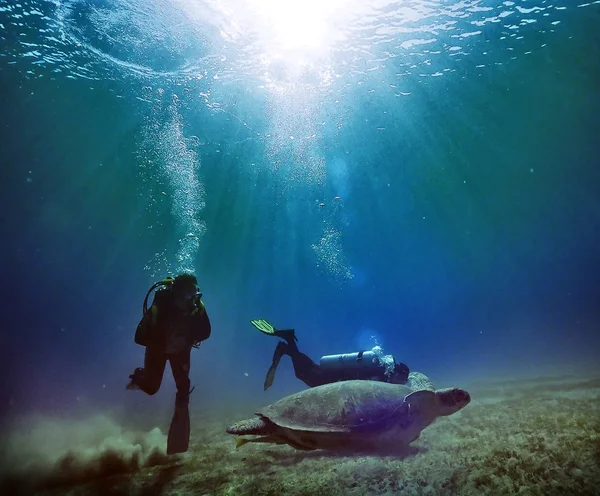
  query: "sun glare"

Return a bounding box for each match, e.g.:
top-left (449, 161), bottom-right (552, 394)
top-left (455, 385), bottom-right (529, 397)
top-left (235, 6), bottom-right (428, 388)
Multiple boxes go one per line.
top-left (246, 0), bottom-right (348, 56)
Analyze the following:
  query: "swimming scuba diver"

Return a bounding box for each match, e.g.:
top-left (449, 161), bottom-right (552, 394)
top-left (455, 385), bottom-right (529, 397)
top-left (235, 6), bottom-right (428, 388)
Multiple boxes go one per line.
top-left (251, 319), bottom-right (409, 391)
top-left (127, 273), bottom-right (211, 455)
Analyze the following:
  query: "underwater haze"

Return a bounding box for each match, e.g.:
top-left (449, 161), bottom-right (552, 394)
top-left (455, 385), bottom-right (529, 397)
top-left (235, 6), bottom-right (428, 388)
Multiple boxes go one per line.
top-left (1, 0), bottom-right (600, 494)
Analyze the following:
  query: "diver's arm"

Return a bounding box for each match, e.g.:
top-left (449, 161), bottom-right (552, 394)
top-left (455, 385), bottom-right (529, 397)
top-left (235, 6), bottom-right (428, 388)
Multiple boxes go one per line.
top-left (191, 300), bottom-right (211, 344)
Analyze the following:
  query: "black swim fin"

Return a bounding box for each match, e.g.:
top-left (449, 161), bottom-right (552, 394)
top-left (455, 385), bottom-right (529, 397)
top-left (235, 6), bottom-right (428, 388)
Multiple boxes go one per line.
top-left (264, 341), bottom-right (288, 390)
top-left (167, 404), bottom-right (190, 455)
top-left (264, 363), bottom-right (277, 391)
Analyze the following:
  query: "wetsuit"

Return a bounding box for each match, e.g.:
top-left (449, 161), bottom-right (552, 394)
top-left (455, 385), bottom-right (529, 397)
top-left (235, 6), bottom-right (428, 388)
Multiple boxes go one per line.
top-left (131, 288), bottom-right (211, 407)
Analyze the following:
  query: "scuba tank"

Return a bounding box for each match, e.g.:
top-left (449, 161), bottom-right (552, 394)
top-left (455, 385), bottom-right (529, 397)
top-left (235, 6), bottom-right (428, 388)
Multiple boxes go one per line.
top-left (135, 276), bottom-right (204, 348)
top-left (319, 350), bottom-right (393, 374)
top-left (135, 277), bottom-right (176, 346)
top-left (143, 276), bottom-right (175, 317)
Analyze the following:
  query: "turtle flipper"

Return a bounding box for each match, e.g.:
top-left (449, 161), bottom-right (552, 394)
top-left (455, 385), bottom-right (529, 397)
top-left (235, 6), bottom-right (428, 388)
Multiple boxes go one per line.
top-left (235, 436), bottom-right (250, 449)
top-left (235, 434), bottom-right (289, 448)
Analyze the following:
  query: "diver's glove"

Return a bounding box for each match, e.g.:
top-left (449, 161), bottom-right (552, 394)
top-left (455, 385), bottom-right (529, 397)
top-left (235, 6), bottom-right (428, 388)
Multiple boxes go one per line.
top-left (189, 293), bottom-right (204, 314)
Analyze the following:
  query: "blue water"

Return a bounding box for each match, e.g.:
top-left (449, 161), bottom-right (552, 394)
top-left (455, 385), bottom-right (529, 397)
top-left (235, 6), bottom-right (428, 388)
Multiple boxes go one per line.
top-left (1, 0), bottom-right (599, 417)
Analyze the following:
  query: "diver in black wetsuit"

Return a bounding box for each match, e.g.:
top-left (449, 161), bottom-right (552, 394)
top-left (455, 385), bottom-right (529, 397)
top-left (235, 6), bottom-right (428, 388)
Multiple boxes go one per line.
top-left (127, 273), bottom-right (212, 454)
top-left (251, 319), bottom-right (410, 391)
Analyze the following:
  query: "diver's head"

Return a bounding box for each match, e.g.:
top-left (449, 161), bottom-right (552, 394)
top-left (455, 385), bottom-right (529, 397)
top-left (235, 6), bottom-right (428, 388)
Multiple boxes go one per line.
top-left (388, 362), bottom-right (410, 385)
top-left (172, 273), bottom-right (199, 309)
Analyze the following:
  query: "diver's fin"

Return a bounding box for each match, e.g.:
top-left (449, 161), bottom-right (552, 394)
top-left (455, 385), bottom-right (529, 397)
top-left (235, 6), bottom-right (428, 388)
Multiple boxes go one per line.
top-left (264, 364), bottom-right (277, 391)
top-left (264, 342), bottom-right (288, 390)
top-left (251, 319), bottom-right (298, 342)
top-left (251, 319), bottom-right (276, 335)
top-left (167, 405), bottom-right (190, 455)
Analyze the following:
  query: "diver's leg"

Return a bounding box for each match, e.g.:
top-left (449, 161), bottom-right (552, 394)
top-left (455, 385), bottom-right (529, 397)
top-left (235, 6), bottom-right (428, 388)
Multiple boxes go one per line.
top-left (263, 330), bottom-right (330, 389)
top-left (170, 350), bottom-right (192, 406)
top-left (273, 328), bottom-right (297, 343)
top-left (288, 349), bottom-right (330, 388)
top-left (270, 329), bottom-right (330, 387)
top-left (127, 347), bottom-right (167, 395)
top-left (167, 350), bottom-right (192, 454)
top-left (266, 332), bottom-right (330, 388)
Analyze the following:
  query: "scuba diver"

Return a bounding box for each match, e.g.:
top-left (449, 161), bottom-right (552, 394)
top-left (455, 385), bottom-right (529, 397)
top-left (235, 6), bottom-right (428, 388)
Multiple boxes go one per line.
top-left (127, 273), bottom-right (211, 455)
top-left (251, 319), bottom-right (410, 391)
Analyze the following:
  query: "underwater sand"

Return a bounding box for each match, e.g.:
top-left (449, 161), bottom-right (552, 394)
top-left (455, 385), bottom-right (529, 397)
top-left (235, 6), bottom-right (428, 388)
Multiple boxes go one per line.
top-left (1, 373), bottom-right (599, 496)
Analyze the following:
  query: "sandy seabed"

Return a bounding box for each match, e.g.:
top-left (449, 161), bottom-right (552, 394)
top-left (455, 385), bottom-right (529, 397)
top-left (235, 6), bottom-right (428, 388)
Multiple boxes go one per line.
top-left (1, 373), bottom-right (599, 496)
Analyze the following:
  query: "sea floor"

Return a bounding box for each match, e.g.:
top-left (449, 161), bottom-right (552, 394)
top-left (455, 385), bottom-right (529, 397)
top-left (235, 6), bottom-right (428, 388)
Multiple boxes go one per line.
top-left (1, 374), bottom-right (599, 495)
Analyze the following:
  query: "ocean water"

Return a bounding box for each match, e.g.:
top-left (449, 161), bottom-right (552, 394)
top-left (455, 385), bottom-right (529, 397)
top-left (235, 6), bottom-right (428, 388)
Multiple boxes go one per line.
top-left (1, 0), bottom-right (599, 443)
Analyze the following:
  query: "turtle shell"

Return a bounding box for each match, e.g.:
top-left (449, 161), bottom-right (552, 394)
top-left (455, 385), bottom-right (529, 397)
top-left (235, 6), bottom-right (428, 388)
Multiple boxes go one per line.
top-left (258, 380), bottom-right (415, 433)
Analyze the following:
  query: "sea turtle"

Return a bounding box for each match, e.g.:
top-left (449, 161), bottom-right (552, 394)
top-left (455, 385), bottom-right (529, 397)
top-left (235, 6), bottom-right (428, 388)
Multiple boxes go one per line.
top-left (226, 373), bottom-right (470, 451)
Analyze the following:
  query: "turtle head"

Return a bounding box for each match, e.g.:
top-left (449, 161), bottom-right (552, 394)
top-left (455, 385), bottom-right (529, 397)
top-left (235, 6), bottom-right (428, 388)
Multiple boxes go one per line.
top-left (436, 388), bottom-right (471, 416)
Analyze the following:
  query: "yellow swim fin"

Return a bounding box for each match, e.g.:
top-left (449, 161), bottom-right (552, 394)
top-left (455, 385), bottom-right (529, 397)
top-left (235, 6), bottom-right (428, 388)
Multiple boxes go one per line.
top-left (250, 319), bottom-right (276, 335)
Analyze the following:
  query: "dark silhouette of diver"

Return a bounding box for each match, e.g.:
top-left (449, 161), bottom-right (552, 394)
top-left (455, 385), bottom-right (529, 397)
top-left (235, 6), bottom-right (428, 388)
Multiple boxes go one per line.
top-left (127, 273), bottom-right (211, 454)
top-left (251, 319), bottom-right (409, 391)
